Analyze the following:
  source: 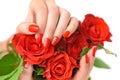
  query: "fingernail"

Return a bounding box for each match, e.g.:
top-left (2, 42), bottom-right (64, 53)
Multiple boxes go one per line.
top-left (63, 31), bottom-right (70, 38)
top-left (92, 46), bottom-right (98, 57)
top-left (35, 33), bottom-right (43, 44)
top-left (85, 54), bottom-right (89, 64)
top-left (52, 36), bottom-right (59, 46)
top-left (29, 24), bottom-right (39, 32)
top-left (24, 62), bottom-right (30, 68)
top-left (43, 38), bottom-right (51, 49)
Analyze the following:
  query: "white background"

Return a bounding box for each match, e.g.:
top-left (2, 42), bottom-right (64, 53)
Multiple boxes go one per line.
top-left (0, 0), bottom-right (120, 80)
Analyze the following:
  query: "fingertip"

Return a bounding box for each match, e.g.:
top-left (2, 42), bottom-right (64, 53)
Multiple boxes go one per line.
top-left (17, 22), bottom-right (39, 34)
top-left (29, 24), bottom-right (39, 32)
top-left (85, 54), bottom-right (89, 64)
top-left (24, 62), bottom-right (33, 69)
top-left (63, 17), bottom-right (78, 38)
top-left (63, 31), bottom-right (70, 38)
top-left (51, 36), bottom-right (59, 46)
top-left (42, 38), bottom-right (51, 49)
top-left (91, 46), bottom-right (98, 57)
top-left (35, 33), bottom-right (43, 44)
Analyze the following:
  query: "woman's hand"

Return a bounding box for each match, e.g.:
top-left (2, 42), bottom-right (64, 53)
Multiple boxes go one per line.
top-left (18, 63), bottom-right (33, 80)
top-left (72, 46), bottom-right (98, 80)
top-left (25, 0), bottom-right (78, 47)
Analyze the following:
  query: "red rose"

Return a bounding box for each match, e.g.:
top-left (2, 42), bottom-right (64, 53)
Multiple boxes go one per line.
top-left (67, 32), bottom-right (88, 59)
top-left (44, 51), bottom-right (78, 80)
top-left (12, 33), bottom-right (54, 65)
top-left (80, 14), bottom-right (112, 45)
top-left (55, 37), bottom-right (67, 51)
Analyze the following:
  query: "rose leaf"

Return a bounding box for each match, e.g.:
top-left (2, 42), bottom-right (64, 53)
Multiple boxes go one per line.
top-left (94, 57), bottom-right (110, 69)
top-left (0, 53), bottom-right (23, 80)
top-left (80, 47), bottom-right (89, 59)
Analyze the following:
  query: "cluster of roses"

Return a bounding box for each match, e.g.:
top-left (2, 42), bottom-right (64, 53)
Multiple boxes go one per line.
top-left (12, 14), bottom-right (112, 80)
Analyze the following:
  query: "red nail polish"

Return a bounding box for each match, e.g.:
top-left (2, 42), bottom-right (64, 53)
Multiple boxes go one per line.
top-left (52, 36), bottom-right (59, 46)
top-left (24, 62), bottom-right (30, 68)
top-left (35, 33), bottom-right (43, 44)
top-left (85, 54), bottom-right (89, 64)
top-left (63, 31), bottom-right (70, 38)
top-left (29, 24), bottom-right (39, 32)
top-left (43, 38), bottom-right (51, 49)
top-left (92, 46), bottom-right (98, 57)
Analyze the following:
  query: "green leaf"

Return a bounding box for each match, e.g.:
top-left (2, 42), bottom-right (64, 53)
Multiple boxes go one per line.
top-left (80, 47), bottom-right (89, 59)
top-left (34, 66), bottom-right (44, 75)
top-left (88, 77), bottom-right (91, 80)
top-left (104, 48), bottom-right (117, 57)
top-left (0, 51), bottom-right (9, 60)
top-left (94, 57), bottom-right (110, 69)
top-left (8, 43), bottom-right (14, 50)
top-left (0, 51), bottom-right (8, 54)
top-left (98, 44), bottom-right (103, 49)
top-left (0, 53), bottom-right (23, 80)
top-left (8, 43), bottom-right (17, 54)
top-left (0, 53), bottom-right (19, 75)
top-left (8, 57), bottom-right (23, 80)
top-left (0, 43), bottom-right (23, 80)
top-left (33, 66), bottom-right (45, 80)
top-left (37, 67), bottom-right (44, 75)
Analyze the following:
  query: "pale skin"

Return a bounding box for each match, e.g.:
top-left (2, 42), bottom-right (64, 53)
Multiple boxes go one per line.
top-left (0, 0), bottom-right (98, 80)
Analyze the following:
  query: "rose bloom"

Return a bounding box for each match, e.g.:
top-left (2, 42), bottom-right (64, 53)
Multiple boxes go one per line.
top-left (66, 31), bottom-right (88, 60)
top-left (44, 51), bottom-right (78, 80)
top-left (55, 37), bottom-right (67, 51)
top-left (80, 14), bottom-right (112, 45)
top-left (55, 31), bottom-right (88, 60)
top-left (12, 33), bottom-right (54, 65)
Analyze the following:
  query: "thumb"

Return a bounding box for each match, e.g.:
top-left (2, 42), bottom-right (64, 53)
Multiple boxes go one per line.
top-left (16, 22), bottom-right (39, 34)
top-left (19, 63), bottom-right (33, 80)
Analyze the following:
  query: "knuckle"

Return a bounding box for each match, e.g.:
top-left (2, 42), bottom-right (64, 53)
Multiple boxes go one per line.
top-left (37, 8), bottom-right (48, 16)
top-left (30, 1), bottom-right (47, 13)
top-left (62, 9), bottom-right (71, 17)
top-left (49, 7), bottom-right (59, 16)
top-left (71, 23), bottom-right (77, 28)
top-left (72, 17), bottom-right (78, 22)
top-left (37, 6), bottom-right (48, 14)
top-left (71, 17), bottom-right (78, 26)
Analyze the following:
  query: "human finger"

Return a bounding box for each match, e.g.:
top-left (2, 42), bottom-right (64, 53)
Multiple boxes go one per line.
top-left (63, 17), bottom-right (78, 38)
top-left (51, 8), bottom-right (71, 46)
top-left (34, 0), bottom-right (48, 33)
top-left (87, 46), bottom-right (98, 75)
top-left (26, 9), bottom-right (35, 22)
top-left (26, 0), bottom-right (48, 33)
top-left (73, 46), bottom-right (98, 80)
top-left (16, 22), bottom-right (39, 34)
top-left (0, 41), bottom-right (9, 59)
top-left (42, 0), bottom-right (59, 48)
top-left (18, 63), bottom-right (33, 80)
top-left (72, 53), bottom-right (89, 80)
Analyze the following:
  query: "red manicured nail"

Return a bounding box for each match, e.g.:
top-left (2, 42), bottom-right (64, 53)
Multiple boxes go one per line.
top-left (52, 36), bottom-right (59, 46)
top-left (24, 62), bottom-right (30, 68)
top-left (35, 33), bottom-right (43, 44)
top-left (63, 31), bottom-right (70, 38)
top-left (29, 24), bottom-right (39, 32)
top-left (43, 38), bottom-right (51, 49)
top-left (85, 54), bottom-right (89, 64)
top-left (92, 46), bottom-right (98, 57)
